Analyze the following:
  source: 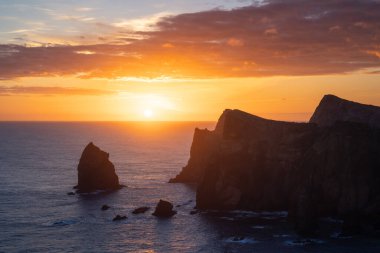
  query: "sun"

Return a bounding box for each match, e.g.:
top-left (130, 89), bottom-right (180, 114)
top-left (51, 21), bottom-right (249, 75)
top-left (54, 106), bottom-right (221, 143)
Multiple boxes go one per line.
top-left (143, 109), bottom-right (154, 118)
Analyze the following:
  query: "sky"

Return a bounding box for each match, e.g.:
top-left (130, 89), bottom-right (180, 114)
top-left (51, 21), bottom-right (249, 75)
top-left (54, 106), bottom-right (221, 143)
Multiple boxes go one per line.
top-left (0, 0), bottom-right (380, 121)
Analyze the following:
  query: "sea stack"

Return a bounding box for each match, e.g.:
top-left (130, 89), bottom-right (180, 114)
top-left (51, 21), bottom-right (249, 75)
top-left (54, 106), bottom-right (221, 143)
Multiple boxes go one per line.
top-left (75, 142), bottom-right (121, 193)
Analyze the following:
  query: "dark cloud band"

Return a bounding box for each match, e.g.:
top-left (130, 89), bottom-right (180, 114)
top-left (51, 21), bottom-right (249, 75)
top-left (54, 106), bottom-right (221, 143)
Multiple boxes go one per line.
top-left (1, 0), bottom-right (379, 79)
top-left (0, 86), bottom-right (115, 96)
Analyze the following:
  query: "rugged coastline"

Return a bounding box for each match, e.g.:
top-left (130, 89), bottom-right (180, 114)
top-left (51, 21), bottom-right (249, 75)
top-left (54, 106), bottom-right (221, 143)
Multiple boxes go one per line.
top-left (171, 95), bottom-right (380, 235)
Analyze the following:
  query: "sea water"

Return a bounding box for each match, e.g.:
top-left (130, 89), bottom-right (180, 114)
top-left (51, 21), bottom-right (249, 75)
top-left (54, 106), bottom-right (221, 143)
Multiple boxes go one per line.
top-left (0, 122), bottom-right (379, 253)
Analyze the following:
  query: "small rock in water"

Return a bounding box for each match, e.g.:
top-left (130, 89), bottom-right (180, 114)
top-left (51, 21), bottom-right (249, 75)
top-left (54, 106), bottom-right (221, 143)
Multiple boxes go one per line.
top-left (132, 207), bottom-right (150, 214)
top-left (113, 215), bottom-right (127, 221)
top-left (101, 204), bottom-right (110, 211)
top-left (190, 210), bottom-right (198, 215)
top-left (67, 192), bottom-right (75, 196)
top-left (152, 199), bottom-right (177, 217)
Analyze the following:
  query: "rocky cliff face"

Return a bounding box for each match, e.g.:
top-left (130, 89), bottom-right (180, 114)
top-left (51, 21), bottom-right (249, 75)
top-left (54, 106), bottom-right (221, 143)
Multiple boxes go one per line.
top-left (310, 94), bottom-right (380, 127)
top-left (169, 128), bottom-right (220, 183)
top-left (195, 109), bottom-right (316, 210)
top-left (75, 142), bottom-right (121, 193)
top-left (172, 95), bottom-right (380, 234)
top-left (291, 122), bottom-right (380, 234)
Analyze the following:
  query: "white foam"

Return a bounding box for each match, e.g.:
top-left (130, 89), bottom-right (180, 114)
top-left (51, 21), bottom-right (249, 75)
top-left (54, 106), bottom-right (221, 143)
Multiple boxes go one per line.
top-left (285, 238), bottom-right (325, 246)
top-left (321, 217), bottom-right (344, 223)
top-left (273, 234), bottom-right (291, 238)
top-left (51, 219), bottom-right (78, 226)
top-left (252, 225), bottom-right (266, 229)
top-left (219, 216), bottom-right (235, 221)
top-left (330, 232), bottom-right (353, 239)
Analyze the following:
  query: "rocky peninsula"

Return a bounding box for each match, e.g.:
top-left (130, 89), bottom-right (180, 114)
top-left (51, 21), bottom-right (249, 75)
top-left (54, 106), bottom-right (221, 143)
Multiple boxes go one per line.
top-left (171, 95), bottom-right (380, 235)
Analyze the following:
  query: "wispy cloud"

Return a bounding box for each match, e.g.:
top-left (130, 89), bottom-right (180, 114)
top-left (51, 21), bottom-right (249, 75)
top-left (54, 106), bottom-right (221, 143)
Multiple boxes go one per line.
top-left (113, 12), bottom-right (172, 32)
top-left (75, 7), bottom-right (94, 12)
top-left (0, 0), bottom-right (380, 79)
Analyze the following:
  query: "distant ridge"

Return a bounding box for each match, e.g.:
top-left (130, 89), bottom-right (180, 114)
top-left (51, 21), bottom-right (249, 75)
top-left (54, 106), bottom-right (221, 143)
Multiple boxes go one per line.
top-left (310, 94), bottom-right (380, 127)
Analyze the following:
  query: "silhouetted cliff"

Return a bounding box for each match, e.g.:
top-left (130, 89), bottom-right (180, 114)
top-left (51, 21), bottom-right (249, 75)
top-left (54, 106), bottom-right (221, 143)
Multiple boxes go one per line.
top-left (172, 95), bottom-right (380, 234)
top-left (291, 122), bottom-right (380, 234)
top-left (195, 109), bottom-right (316, 210)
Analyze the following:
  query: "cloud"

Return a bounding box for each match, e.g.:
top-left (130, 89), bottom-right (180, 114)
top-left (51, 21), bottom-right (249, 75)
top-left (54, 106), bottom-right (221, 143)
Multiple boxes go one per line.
top-left (227, 38), bottom-right (244, 47)
top-left (113, 12), bottom-right (171, 32)
top-left (0, 86), bottom-right (115, 96)
top-left (0, 0), bottom-right (380, 79)
top-left (75, 7), bottom-right (94, 12)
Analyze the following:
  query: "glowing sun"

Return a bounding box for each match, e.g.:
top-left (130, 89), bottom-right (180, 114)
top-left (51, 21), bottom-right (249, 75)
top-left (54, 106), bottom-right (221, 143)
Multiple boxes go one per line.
top-left (143, 109), bottom-right (154, 118)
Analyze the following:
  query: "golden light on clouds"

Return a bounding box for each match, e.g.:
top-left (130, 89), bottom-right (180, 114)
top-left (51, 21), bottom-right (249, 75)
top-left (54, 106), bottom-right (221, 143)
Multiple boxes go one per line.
top-left (1, 1), bottom-right (380, 121)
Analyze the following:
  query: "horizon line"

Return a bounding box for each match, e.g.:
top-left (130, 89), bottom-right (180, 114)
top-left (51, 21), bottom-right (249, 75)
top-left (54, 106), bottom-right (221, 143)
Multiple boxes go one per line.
top-left (0, 120), bottom-right (217, 123)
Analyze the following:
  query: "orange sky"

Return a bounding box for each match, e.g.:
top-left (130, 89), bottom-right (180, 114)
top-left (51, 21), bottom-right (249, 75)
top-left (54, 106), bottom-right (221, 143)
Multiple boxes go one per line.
top-left (1, 1), bottom-right (380, 121)
top-left (1, 73), bottom-right (380, 122)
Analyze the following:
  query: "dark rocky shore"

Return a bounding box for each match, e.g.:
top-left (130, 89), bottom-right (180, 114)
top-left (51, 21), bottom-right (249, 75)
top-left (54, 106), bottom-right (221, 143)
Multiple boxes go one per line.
top-left (170, 95), bottom-right (380, 235)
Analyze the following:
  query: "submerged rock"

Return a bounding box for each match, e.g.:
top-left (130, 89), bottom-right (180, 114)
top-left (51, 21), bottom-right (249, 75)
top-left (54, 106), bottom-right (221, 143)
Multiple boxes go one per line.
top-left (67, 192), bottom-right (75, 196)
top-left (101, 204), bottom-right (110, 211)
top-left (75, 142), bottom-right (122, 193)
top-left (152, 200), bottom-right (177, 217)
top-left (112, 215), bottom-right (127, 221)
top-left (132, 207), bottom-right (150, 214)
top-left (172, 95), bottom-right (380, 235)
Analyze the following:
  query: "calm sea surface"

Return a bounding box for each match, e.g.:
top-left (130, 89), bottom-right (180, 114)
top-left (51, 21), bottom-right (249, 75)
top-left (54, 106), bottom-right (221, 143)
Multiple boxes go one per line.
top-left (0, 122), bottom-right (379, 253)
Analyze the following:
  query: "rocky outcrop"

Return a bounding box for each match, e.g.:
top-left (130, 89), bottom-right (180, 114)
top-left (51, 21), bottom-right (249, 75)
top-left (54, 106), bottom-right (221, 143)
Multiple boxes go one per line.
top-left (113, 215), bottom-right (127, 221)
top-left (75, 142), bottom-right (122, 193)
top-left (173, 95), bottom-right (380, 234)
top-left (132, 207), bottom-right (150, 214)
top-left (101, 204), bottom-right (110, 211)
top-left (310, 94), bottom-right (380, 127)
top-left (152, 200), bottom-right (177, 217)
top-left (169, 128), bottom-right (220, 183)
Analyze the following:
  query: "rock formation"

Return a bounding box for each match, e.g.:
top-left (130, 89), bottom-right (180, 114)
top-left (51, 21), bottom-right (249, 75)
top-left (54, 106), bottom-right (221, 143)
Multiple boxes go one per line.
top-left (169, 128), bottom-right (220, 183)
top-left (196, 109), bottom-right (317, 210)
top-left (101, 204), bottom-right (110, 211)
top-left (113, 215), bottom-right (127, 221)
top-left (290, 122), bottom-right (380, 234)
top-left (152, 200), bottom-right (177, 217)
top-left (75, 142), bottom-right (121, 193)
top-left (310, 94), bottom-right (380, 127)
top-left (172, 95), bottom-right (380, 234)
top-left (132, 207), bottom-right (150, 214)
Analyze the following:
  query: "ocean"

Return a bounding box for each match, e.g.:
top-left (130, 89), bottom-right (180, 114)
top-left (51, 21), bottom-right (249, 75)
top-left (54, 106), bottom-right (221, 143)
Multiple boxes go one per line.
top-left (0, 122), bottom-right (379, 253)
